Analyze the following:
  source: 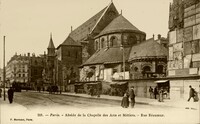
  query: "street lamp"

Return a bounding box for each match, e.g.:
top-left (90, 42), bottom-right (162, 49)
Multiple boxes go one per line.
top-left (120, 45), bottom-right (125, 80)
top-left (3, 36), bottom-right (6, 101)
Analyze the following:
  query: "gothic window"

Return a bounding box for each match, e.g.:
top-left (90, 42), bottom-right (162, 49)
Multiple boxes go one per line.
top-left (127, 35), bottom-right (137, 46)
top-left (110, 36), bottom-right (118, 47)
top-left (101, 38), bottom-right (105, 48)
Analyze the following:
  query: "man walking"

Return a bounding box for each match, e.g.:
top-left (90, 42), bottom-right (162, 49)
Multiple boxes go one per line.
top-left (154, 86), bottom-right (158, 99)
top-left (188, 85), bottom-right (196, 102)
top-left (0, 88), bottom-right (2, 98)
top-left (149, 86), bottom-right (153, 99)
top-left (129, 86), bottom-right (135, 108)
top-left (8, 87), bottom-right (14, 104)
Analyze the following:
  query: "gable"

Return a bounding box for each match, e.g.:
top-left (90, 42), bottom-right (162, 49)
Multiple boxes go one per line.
top-left (68, 2), bottom-right (119, 43)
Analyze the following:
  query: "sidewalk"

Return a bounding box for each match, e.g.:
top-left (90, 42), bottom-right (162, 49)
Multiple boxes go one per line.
top-left (59, 92), bottom-right (199, 110)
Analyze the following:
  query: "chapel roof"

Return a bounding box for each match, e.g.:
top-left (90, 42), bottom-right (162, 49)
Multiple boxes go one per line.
top-left (97, 15), bottom-right (145, 37)
top-left (82, 47), bottom-right (131, 66)
top-left (128, 38), bottom-right (168, 61)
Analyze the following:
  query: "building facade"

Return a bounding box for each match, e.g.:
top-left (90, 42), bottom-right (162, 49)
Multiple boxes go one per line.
top-left (6, 54), bottom-right (29, 87)
top-left (56, 36), bottom-right (82, 92)
top-left (6, 53), bottom-right (45, 89)
top-left (168, 0), bottom-right (200, 100)
top-left (0, 68), bottom-right (3, 87)
top-left (29, 53), bottom-right (46, 90)
top-left (79, 12), bottom-right (168, 96)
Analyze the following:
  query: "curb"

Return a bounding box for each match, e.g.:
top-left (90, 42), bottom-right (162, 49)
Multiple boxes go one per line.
top-left (21, 91), bottom-right (199, 109)
top-left (62, 93), bottom-right (150, 105)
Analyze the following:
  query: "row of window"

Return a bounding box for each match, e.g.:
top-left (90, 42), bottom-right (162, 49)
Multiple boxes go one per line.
top-left (12, 73), bottom-right (27, 78)
top-left (67, 51), bottom-right (79, 58)
top-left (13, 69), bottom-right (27, 73)
top-left (95, 35), bottom-right (139, 50)
top-left (132, 65), bottom-right (165, 73)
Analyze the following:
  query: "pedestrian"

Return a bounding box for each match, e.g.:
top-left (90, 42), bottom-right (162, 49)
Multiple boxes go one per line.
top-left (187, 85), bottom-right (196, 102)
top-left (149, 86), bottom-right (153, 99)
top-left (158, 87), bottom-right (164, 102)
top-left (0, 88), bottom-right (2, 98)
top-left (129, 86), bottom-right (135, 108)
top-left (8, 87), bottom-right (14, 104)
top-left (154, 86), bottom-right (158, 99)
top-left (97, 84), bottom-right (101, 98)
top-left (121, 93), bottom-right (129, 108)
top-left (89, 86), bottom-right (94, 96)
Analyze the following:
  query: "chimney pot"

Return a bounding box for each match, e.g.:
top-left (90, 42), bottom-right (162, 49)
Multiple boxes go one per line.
top-left (158, 34), bottom-right (161, 40)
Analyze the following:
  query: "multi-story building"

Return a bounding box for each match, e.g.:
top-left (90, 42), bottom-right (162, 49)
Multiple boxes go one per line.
top-left (29, 53), bottom-right (46, 89)
top-left (0, 68), bottom-right (3, 87)
top-left (168, 0), bottom-right (200, 100)
top-left (6, 53), bottom-right (45, 89)
top-left (6, 54), bottom-right (29, 86)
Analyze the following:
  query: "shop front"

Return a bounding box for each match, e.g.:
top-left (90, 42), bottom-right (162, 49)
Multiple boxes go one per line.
top-left (110, 81), bottom-right (128, 96)
top-left (155, 80), bottom-right (170, 99)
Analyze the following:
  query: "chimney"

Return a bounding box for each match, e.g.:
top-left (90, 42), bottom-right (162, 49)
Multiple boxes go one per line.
top-left (158, 34), bottom-right (161, 40)
top-left (71, 26), bottom-right (73, 32)
top-left (153, 34), bottom-right (155, 40)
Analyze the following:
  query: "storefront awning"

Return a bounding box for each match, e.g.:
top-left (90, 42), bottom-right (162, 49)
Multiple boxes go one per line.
top-left (110, 82), bottom-right (128, 86)
top-left (74, 83), bottom-right (83, 86)
top-left (86, 83), bottom-right (99, 85)
top-left (155, 80), bottom-right (169, 83)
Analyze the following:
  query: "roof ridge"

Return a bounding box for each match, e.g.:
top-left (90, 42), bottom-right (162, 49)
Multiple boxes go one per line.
top-left (70, 6), bottom-right (107, 36)
top-left (90, 2), bottom-right (114, 34)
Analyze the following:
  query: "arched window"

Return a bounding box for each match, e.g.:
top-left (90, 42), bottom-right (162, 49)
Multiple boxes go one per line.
top-left (101, 38), bottom-right (105, 48)
top-left (143, 66), bottom-right (151, 73)
top-left (110, 36), bottom-right (118, 47)
top-left (95, 41), bottom-right (98, 50)
top-left (134, 67), bottom-right (138, 72)
top-left (127, 35), bottom-right (137, 46)
top-left (157, 65), bottom-right (164, 73)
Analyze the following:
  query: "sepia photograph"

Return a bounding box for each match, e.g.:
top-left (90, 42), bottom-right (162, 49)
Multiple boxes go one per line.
top-left (0, 0), bottom-right (200, 124)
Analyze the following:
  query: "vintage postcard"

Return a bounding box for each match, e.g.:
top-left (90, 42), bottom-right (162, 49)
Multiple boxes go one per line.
top-left (0, 0), bottom-right (200, 124)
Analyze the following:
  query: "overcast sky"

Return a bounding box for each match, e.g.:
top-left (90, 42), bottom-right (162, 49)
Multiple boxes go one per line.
top-left (0, 0), bottom-right (172, 67)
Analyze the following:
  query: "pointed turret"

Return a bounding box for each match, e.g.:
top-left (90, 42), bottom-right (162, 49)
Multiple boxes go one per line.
top-left (48, 33), bottom-right (55, 49)
top-left (47, 33), bottom-right (55, 56)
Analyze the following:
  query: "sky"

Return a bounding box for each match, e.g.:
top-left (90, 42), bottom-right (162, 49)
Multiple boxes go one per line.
top-left (0, 0), bottom-right (172, 67)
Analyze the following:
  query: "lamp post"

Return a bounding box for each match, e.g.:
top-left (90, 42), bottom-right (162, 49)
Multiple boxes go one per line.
top-left (120, 45), bottom-right (125, 79)
top-left (3, 36), bottom-right (6, 101)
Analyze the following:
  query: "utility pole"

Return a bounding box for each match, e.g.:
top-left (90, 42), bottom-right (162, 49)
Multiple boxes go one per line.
top-left (3, 36), bottom-right (6, 101)
top-left (120, 45), bottom-right (125, 79)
